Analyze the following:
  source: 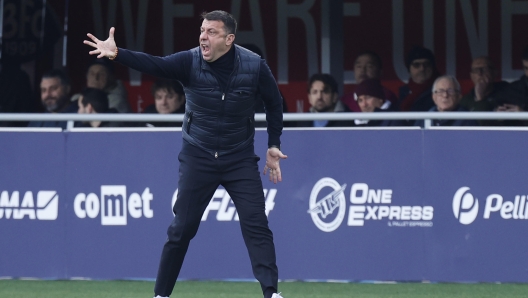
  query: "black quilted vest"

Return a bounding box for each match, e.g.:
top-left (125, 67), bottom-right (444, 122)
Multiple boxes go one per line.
top-left (182, 45), bottom-right (261, 158)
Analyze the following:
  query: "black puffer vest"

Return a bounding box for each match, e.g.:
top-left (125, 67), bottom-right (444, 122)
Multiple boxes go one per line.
top-left (182, 45), bottom-right (261, 158)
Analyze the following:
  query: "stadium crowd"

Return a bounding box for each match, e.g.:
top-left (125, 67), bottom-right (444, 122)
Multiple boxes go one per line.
top-left (2, 45), bottom-right (528, 129)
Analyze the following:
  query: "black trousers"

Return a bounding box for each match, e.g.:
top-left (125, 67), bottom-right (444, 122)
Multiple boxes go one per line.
top-left (154, 152), bottom-right (278, 298)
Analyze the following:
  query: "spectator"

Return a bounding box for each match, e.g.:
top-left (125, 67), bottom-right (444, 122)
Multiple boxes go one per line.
top-left (495, 47), bottom-right (528, 113)
top-left (341, 51), bottom-right (398, 112)
top-left (398, 46), bottom-right (438, 112)
top-left (459, 56), bottom-right (509, 112)
top-left (142, 79), bottom-right (186, 127)
top-left (0, 62), bottom-right (34, 127)
top-left (354, 78), bottom-right (402, 126)
top-left (296, 73), bottom-right (353, 127)
top-left (77, 88), bottom-right (123, 128)
top-left (72, 58), bottom-right (131, 113)
top-left (506, 46), bottom-right (528, 102)
top-left (28, 69), bottom-right (78, 129)
top-left (414, 75), bottom-right (478, 127)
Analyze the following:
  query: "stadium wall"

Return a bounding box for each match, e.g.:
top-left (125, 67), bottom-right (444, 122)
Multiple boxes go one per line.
top-left (1, 128), bottom-right (527, 282)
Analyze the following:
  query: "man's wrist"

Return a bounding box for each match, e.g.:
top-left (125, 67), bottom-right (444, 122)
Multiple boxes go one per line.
top-left (268, 145), bottom-right (280, 151)
top-left (109, 47), bottom-right (119, 60)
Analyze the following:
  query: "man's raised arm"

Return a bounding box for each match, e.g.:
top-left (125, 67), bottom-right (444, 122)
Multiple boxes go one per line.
top-left (84, 27), bottom-right (190, 81)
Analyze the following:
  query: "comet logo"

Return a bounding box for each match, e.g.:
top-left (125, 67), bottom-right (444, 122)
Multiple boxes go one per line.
top-left (453, 187), bottom-right (479, 225)
top-left (308, 178), bottom-right (347, 232)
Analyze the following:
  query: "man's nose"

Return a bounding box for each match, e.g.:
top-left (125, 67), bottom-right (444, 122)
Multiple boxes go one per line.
top-left (200, 31), bottom-right (207, 40)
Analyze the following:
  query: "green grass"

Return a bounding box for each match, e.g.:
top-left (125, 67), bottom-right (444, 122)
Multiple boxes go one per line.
top-left (1, 280), bottom-right (527, 298)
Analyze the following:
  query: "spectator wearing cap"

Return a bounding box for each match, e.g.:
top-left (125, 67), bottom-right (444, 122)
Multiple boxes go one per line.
top-left (296, 73), bottom-right (354, 127)
top-left (142, 79), bottom-right (186, 127)
top-left (398, 46), bottom-right (439, 112)
top-left (354, 78), bottom-right (402, 126)
top-left (77, 88), bottom-right (124, 128)
top-left (72, 58), bottom-right (131, 113)
top-left (414, 75), bottom-right (478, 127)
top-left (341, 51), bottom-right (399, 112)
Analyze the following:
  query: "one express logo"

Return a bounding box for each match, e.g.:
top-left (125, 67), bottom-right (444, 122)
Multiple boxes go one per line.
top-left (308, 178), bottom-right (434, 232)
top-left (307, 178), bottom-right (347, 232)
top-left (452, 187), bottom-right (479, 225)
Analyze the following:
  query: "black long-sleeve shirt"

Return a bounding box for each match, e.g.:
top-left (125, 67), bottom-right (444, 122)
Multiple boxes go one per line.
top-left (115, 46), bottom-right (283, 149)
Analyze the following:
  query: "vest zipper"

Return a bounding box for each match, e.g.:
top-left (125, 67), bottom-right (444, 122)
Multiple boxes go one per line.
top-left (186, 111), bottom-right (193, 133)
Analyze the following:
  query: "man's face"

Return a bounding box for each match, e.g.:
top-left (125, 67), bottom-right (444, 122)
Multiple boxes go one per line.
top-left (86, 64), bottom-right (109, 90)
top-left (470, 58), bottom-right (493, 86)
top-left (199, 19), bottom-right (234, 62)
top-left (357, 95), bottom-right (384, 113)
top-left (409, 58), bottom-right (433, 84)
top-left (432, 78), bottom-right (461, 112)
top-left (155, 88), bottom-right (184, 114)
top-left (523, 59), bottom-right (528, 77)
top-left (354, 54), bottom-right (381, 83)
top-left (308, 80), bottom-right (338, 112)
top-left (40, 77), bottom-right (69, 112)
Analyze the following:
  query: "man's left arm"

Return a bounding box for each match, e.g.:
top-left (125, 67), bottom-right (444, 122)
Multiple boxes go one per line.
top-left (258, 60), bottom-right (287, 183)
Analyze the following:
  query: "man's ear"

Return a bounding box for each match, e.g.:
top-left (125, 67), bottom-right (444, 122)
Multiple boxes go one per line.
top-left (226, 34), bottom-right (235, 46)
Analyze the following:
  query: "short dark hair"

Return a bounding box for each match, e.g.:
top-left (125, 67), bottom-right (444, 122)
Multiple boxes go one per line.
top-left (201, 10), bottom-right (237, 35)
top-left (356, 50), bottom-right (383, 69)
top-left (307, 73), bottom-right (339, 94)
top-left (42, 68), bottom-right (70, 86)
top-left (80, 88), bottom-right (109, 113)
top-left (522, 46), bottom-right (528, 61)
top-left (151, 80), bottom-right (185, 97)
top-left (87, 58), bottom-right (115, 75)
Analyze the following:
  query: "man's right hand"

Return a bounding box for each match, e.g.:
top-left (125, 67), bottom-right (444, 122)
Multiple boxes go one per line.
top-left (84, 27), bottom-right (117, 59)
top-left (474, 76), bottom-right (491, 102)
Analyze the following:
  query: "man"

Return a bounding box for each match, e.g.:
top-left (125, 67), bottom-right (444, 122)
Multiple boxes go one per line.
top-left (341, 51), bottom-right (398, 111)
top-left (142, 79), bottom-right (186, 127)
top-left (71, 58), bottom-right (132, 113)
top-left (0, 62), bottom-right (34, 127)
top-left (459, 56), bottom-right (509, 112)
top-left (77, 88), bottom-right (123, 128)
top-left (296, 73), bottom-right (353, 127)
top-left (354, 78), bottom-right (401, 126)
top-left (398, 46), bottom-right (438, 112)
top-left (28, 69), bottom-right (78, 129)
top-left (496, 46), bottom-right (528, 112)
top-left (85, 10), bottom-right (286, 298)
top-left (414, 75), bottom-right (478, 127)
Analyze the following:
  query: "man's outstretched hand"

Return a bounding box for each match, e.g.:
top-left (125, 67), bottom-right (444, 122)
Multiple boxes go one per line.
top-left (83, 27), bottom-right (117, 59)
top-left (263, 147), bottom-right (288, 184)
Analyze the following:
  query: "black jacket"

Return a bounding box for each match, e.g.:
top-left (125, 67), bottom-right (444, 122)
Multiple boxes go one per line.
top-left (183, 46), bottom-right (262, 157)
top-left (116, 45), bottom-right (283, 158)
